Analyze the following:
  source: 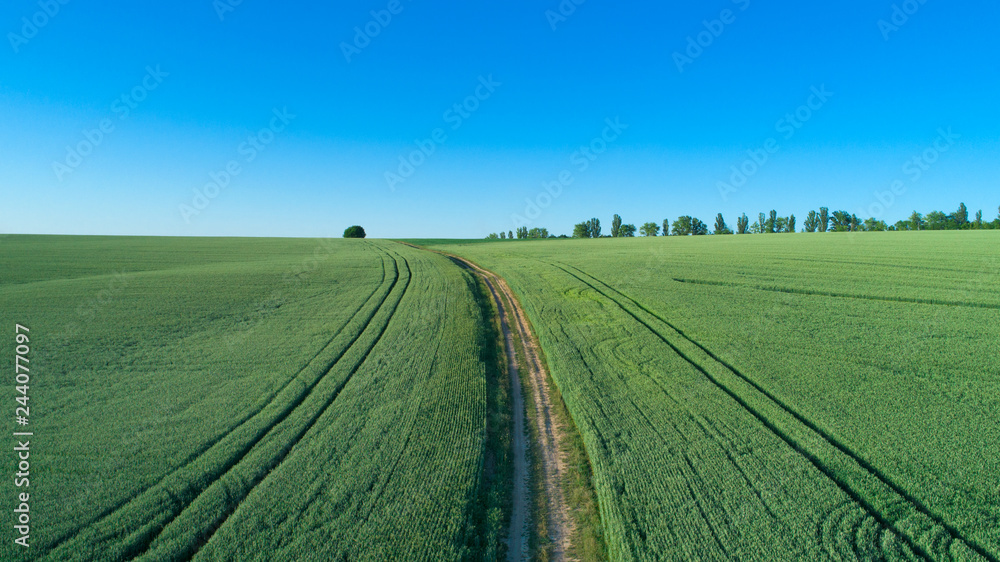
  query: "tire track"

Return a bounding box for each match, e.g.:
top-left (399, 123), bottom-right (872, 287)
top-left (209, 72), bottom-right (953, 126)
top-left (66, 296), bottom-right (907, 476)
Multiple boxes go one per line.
top-left (46, 244), bottom-right (390, 553)
top-left (550, 263), bottom-right (932, 561)
top-left (48, 245), bottom-right (404, 560)
top-left (672, 277), bottom-right (1000, 310)
top-left (561, 263), bottom-right (998, 562)
top-left (148, 251), bottom-right (414, 561)
top-left (449, 256), bottom-right (575, 561)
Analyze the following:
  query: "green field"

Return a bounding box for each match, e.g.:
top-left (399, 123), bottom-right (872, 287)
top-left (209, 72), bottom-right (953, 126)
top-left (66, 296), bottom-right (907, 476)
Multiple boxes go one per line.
top-left (432, 231), bottom-right (1000, 561)
top-left (0, 236), bottom-right (509, 561)
top-left (2, 232), bottom-right (997, 561)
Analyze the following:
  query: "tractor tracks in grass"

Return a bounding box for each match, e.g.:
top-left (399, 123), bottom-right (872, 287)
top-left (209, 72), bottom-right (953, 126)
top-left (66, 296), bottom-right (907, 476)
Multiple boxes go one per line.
top-left (449, 256), bottom-right (577, 562)
top-left (47, 244), bottom-right (411, 561)
top-left (672, 277), bottom-right (1000, 310)
top-left (555, 262), bottom-right (997, 562)
top-left (151, 250), bottom-right (413, 560)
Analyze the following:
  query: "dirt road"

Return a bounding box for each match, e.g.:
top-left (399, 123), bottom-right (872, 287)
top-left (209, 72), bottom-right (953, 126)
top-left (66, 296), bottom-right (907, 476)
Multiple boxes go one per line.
top-left (455, 257), bottom-right (575, 561)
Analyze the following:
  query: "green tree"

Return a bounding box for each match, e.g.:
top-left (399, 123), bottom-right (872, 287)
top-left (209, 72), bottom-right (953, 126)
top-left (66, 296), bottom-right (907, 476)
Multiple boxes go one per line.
top-left (864, 218), bottom-right (888, 231)
top-left (925, 211), bottom-right (949, 230)
top-left (343, 225), bottom-right (366, 238)
top-left (662, 218), bottom-right (670, 236)
top-left (775, 216), bottom-right (787, 233)
top-left (500, 231), bottom-right (506, 239)
top-left (692, 218), bottom-right (708, 235)
top-left (736, 213), bottom-right (749, 234)
top-left (766, 210), bottom-right (778, 233)
top-left (804, 210), bottom-right (819, 233)
top-left (516, 226), bottom-right (528, 239)
top-left (956, 202), bottom-right (969, 228)
top-left (819, 207), bottom-right (829, 232)
top-left (850, 214), bottom-right (860, 232)
top-left (588, 218), bottom-right (601, 238)
top-left (909, 211), bottom-right (924, 231)
top-left (486, 233), bottom-right (499, 240)
top-left (620, 224), bottom-right (636, 237)
top-left (640, 222), bottom-right (660, 237)
top-left (829, 211), bottom-right (848, 232)
top-left (573, 222), bottom-right (590, 238)
top-left (671, 216), bottom-right (693, 236)
top-left (713, 213), bottom-right (732, 234)
top-left (508, 230), bottom-right (514, 240)
top-left (611, 214), bottom-right (622, 237)
top-left (757, 213), bottom-right (767, 234)
top-left (527, 227), bottom-right (549, 239)
top-left (787, 214), bottom-right (796, 233)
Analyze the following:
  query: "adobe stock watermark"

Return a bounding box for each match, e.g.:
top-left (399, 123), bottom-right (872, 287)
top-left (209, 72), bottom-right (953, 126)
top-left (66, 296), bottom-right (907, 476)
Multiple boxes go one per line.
top-left (179, 107), bottom-right (295, 223)
top-left (878, 0), bottom-right (929, 41)
top-left (213, 0), bottom-right (248, 22)
top-left (52, 65), bottom-right (169, 182)
top-left (384, 74), bottom-right (500, 192)
top-left (673, 0), bottom-right (750, 73)
top-left (855, 127), bottom-right (959, 220)
top-left (7, 0), bottom-right (71, 54)
top-left (717, 84), bottom-right (834, 202)
top-left (511, 117), bottom-right (628, 229)
top-left (545, 0), bottom-right (586, 31)
top-left (340, 0), bottom-right (414, 63)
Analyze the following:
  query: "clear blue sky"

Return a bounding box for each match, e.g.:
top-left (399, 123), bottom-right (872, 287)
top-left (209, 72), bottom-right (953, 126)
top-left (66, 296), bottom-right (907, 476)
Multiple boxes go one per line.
top-left (2, 0), bottom-right (998, 238)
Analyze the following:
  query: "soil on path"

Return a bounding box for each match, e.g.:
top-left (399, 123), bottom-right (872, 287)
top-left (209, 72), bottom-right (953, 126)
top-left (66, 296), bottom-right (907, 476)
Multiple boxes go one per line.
top-left (455, 257), bottom-right (576, 561)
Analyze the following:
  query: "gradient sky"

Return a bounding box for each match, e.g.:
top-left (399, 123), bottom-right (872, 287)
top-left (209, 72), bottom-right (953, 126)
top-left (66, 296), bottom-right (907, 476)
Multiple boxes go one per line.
top-left (1, 0), bottom-right (998, 238)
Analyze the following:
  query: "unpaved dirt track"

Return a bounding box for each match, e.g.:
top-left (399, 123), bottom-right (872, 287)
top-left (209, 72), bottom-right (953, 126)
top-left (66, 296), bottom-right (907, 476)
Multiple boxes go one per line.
top-left (454, 257), bottom-right (576, 561)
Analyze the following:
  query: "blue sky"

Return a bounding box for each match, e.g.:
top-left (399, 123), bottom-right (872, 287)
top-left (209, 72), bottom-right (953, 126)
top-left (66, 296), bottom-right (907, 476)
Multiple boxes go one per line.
top-left (1, 0), bottom-right (998, 238)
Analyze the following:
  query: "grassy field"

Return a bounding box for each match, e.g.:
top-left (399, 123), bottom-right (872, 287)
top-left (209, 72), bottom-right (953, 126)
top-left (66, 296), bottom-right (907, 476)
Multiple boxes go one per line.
top-left (3, 231), bottom-right (996, 561)
top-left (0, 236), bottom-right (510, 560)
top-left (432, 231), bottom-right (1000, 561)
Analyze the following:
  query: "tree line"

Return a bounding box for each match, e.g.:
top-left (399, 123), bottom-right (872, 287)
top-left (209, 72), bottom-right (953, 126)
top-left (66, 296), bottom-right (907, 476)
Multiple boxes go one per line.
top-left (485, 203), bottom-right (1000, 239)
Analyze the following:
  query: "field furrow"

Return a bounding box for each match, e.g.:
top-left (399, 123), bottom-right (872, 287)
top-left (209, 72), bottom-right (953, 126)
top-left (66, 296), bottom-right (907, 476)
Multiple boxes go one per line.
top-left (672, 277), bottom-right (1000, 310)
top-left (45, 246), bottom-right (390, 552)
top-left (432, 233), bottom-right (1000, 560)
top-left (135, 253), bottom-right (414, 560)
top-left (563, 262), bottom-right (994, 561)
top-left (45, 246), bottom-right (408, 560)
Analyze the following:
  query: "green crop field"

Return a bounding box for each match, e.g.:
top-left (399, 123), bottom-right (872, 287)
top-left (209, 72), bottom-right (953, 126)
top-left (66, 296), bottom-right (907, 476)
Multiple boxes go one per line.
top-left (432, 231), bottom-right (1000, 561)
top-left (3, 232), bottom-right (997, 561)
top-left (0, 236), bottom-right (509, 561)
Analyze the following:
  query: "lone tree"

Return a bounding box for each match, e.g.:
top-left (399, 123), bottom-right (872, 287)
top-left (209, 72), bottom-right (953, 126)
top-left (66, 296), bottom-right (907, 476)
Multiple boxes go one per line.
top-left (611, 214), bottom-right (623, 237)
top-left (640, 222), bottom-right (660, 237)
top-left (662, 218), bottom-right (670, 236)
top-left (343, 225), bottom-right (366, 238)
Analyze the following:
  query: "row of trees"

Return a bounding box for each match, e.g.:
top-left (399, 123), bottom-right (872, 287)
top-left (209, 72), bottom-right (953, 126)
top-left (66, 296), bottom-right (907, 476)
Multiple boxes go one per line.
top-left (486, 203), bottom-right (1000, 239)
top-left (486, 226), bottom-right (552, 240)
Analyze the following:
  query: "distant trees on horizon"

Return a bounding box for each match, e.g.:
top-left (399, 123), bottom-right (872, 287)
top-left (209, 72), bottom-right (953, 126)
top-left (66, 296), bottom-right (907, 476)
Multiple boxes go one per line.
top-left (486, 203), bottom-right (1000, 240)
